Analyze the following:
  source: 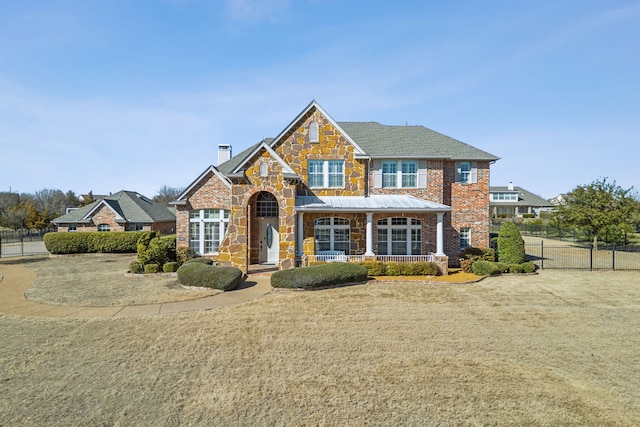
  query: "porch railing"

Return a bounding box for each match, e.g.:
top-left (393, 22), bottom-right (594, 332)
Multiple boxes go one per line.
top-left (303, 253), bottom-right (438, 264)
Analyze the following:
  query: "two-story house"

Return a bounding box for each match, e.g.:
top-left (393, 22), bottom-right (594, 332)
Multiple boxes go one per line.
top-left (172, 101), bottom-right (499, 273)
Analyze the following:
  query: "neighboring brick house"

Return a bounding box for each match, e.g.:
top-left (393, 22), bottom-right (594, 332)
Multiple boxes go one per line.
top-left (490, 182), bottom-right (554, 218)
top-left (172, 101), bottom-right (499, 273)
top-left (52, 190), bottom-right (176, 234)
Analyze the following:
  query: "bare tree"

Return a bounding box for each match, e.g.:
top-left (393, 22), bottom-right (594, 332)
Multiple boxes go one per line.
top-left (153, 186), bottom-right (184, 207)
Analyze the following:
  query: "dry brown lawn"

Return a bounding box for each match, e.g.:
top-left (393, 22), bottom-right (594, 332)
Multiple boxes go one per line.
top-left (22, 254), bottom-right (218, 306)
top-left (1, 260), bottom-right (639, 426)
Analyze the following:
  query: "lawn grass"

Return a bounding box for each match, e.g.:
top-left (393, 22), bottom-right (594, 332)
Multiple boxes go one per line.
top-left (1, 262), bottom-right (639, 425)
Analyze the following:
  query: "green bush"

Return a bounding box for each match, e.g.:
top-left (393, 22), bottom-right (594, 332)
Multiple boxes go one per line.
top-left (136, 231), bottom-right (158, 263)
top-left (384, 261), bottom-right (403, 276)
top-left (460, 259), bottom-right (474, 273)
top-left (184, 257), bottom-right (214, 265)
top-left (521, 261), bottom-right (536, 273)
top-left (358, 260), bottom-right (386, 276)
top-left (143, 235), bottom-right (176, 266)
top-left (495, 262), bottom-right (510, 273)
top-left (461, 247), bottom-right (495, 262)
top-left (144, 263), bottom-right (159, 274)
top-left (177, 263), bottom-right (243, 291)
top-left (44, 231), bottom-right (144, 254)
top-left (163, 262), bottom-right (178, 273)
top-left (508, 263), bottom-right (524, 273)
top-left (413, 261), bottom-right (441, 276)
top-left (271, 263), bottom-right (368, 290)
top-left (471, 260), bottom-right (501, 276)
top-left (176, 246), bottom-right (196, 265)
top-left (129, 261), bottom-right (144, 274)
top-left (497, 222), bottom-right (525, 264)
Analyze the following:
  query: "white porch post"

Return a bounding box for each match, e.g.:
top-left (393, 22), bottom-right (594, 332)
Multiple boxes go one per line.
top-left (296, 212), bottom-right (304, 256)
top-left (365, 212), bottom-right (375, 256)
top-left (436, 212), bottom-right (445, 255)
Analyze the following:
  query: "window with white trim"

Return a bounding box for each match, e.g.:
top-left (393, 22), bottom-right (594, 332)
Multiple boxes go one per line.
top-left (490, 192), bottom-right (518, 201)
top-left (455, 161), bottom-right (477, 184)
top-left (308, 160), bottom-right (344, 188)
top-left (309, 121), bottom-right (319, 142)
top-left (377, 218), bottom-right (422, 255)
top-left (459, 227), bottom-right (471, 250)
top-left (314, 217), bottom-right (350, 253)
top-left (189, 209), bottom-right (230, 255)
top-left (97, 224), bottom-right (110, 232)
top-left (377, 160), bottom-right (422, 188)
top-left (68, 224), bottom-right (77, 232)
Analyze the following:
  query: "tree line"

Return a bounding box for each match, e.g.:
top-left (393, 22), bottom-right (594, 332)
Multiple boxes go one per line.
top-left (0, 186), bottom-right (183, 230)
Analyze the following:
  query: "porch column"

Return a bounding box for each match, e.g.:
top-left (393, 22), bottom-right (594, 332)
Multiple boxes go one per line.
top-left (365, 212), bottom-right (375, 256)
top-left (436, 212), bottom-right (445, 255)
top-left (296, 212), bottom-right (304, 256)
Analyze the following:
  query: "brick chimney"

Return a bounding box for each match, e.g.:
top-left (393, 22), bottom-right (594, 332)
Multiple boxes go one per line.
top-left (218, 144), bottom-right (231, 166)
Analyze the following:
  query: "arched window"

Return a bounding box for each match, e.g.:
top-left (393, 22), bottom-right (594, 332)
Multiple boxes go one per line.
top-left (377, 218), bottom-right (421, 255)
top-left (189, 209), bottom-right (230, 255)
top-left (256, 192), bottom-right (278, 218)
top-left (309, 120), bottom-right (319, 143)
top-left (314, 217), bottom-right (350, 253)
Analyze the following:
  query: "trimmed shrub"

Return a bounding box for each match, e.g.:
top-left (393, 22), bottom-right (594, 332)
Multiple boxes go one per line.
top-left (271, 263), bottom-right (368, 290)
top-left (177, 263), bottom-right (243, 291)
top-left (384, 261), bottom-right (403, 276)
top-left (497, 222), bottom-right (525, 264)
top-left (472, 260), bottom-right (501, 276)
top-left (44, 231), bottom-right (144, 254)
top-left (136, 231), bottom-right (158, 263)
top-left (176, 246), bottom-right (196, 265)
top-left (184, 257), bottom-right (214, 265)
top-left (521, 261), bottom-right (536, 273)
top-left (460, 259), bottom-right (474, 273)
top-left (163, 262), bottom-right (178, 273)
top-left (144, 263), bottom-right (159, 274)
top-left (495, 262), bottom-right (510, 273)
top-left (129, 261), bottom-right (144, 274)
top-left (143, 235), bottom-right (176, 267)
top-left (413, 261), bottom-right (441, 276)
top-left (359, 260), bottom-right (386, 276)
top-left (508, 263), bottom-right (524, 274)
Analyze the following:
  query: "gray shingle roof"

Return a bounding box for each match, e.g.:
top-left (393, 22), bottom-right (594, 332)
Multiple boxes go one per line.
top-left (52, 190), bottom-right (175, 224)
top-left (337, 122), bottom-right (499, 160)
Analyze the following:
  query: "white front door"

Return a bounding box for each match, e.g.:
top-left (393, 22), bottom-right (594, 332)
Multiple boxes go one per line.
top-left (259, 219), bottom-right (279, 264)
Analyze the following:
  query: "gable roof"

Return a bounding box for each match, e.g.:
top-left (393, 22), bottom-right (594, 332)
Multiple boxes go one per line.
top-left (490, 186), bottom-right (552, 207)
top-left (229, 140), bottom-right (299, 177)
top-left (52, 190), bottom-right (176, 224)
top-left (174, 165), bottom-right (231, 204)
top-left (338, 122), bottom-right (499, 160)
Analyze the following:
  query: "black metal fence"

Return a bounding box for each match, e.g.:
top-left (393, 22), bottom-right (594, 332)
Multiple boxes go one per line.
top-left (524, 240), bottom-right (640, 271)
top-left (0, 229), bottom-right (52, 258)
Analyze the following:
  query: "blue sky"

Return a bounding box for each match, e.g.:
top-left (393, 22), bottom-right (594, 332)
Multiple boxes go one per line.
top-left (1, 0), bottom-right (639, 200)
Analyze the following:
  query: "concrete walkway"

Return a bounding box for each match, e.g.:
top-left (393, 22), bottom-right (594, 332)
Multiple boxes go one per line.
top-left (0, 262), bottom-right (272, 319)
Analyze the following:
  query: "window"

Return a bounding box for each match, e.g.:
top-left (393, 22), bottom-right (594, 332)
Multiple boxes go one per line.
top-left (382, 161), bottom-right (397, 188)
top-left (490, 192), bottom-right (518, 202)
top-left (378, 160), bottom-right (419, 188)
top-left (189, 209), bottom-right (230, 255)
top-left (314, 217), bottom-right (350, 253)
top-left (377, 218), bottom-right (422, 255)
top-left (459, 228), bottom-right (471, 250)
top-left (259, 162), bottom-right (268, 177)
top-left (68, 224), bottom-right (77, 232)
top-left (134, 223), bottom-right (144, 231)
top-left (97, 224), bottom-right (110, 232)
top-left (256, 192), bottom-right (278, 217)
top-left (455, 161), bottom-right (477, 184)
top-left (309, 121), bottom-right (319, 143)
top-left (308, 160), bottom-right (344, 188)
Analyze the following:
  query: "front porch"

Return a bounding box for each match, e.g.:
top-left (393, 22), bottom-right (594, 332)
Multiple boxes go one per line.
top-left (299, 253), bottom-right (449, 275)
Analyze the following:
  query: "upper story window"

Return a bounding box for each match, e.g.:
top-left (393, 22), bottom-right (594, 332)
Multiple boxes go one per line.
top-left (375, 160), bottom-right (425, 189)
top-left (309, 121), bottom-right (319, 143)
top-left (259, 162), bottom-right (268, 177)
top-left (455, 161), bottom-right (477, 184)
top-left (490, 192), bottom-right (518, 202)
top-left (97, 224), bottom-right (110, 232)
top-left (308, 160), bottom-right (344, 188)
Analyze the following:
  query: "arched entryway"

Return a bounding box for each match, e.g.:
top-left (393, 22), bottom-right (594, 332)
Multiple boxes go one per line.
top-left (250, 191), bottom-right (280, 265)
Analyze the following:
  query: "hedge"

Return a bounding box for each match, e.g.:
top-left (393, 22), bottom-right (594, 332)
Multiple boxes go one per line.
top-left (358, 260), bottom-right (440, 276)
top-left (471, 260), bottom-right (537, 276)
top-left (497, 222), bottom-right (525, 264)
top-left (176, 263), bottom-right (243, 291)
top-left (271, 263), bottom-right (368, 290)
top-left (44, 231), bottom-right (145, 254)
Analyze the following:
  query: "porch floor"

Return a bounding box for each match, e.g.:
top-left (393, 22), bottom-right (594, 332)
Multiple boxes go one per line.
top-left (247, 263), bottom-right (279, 276)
